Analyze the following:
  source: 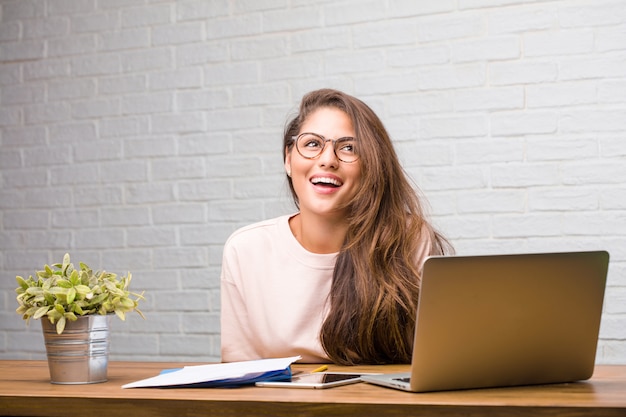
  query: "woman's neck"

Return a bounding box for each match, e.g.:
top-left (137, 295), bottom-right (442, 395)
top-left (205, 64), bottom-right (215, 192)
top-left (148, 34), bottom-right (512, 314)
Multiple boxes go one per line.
top-left (289, 212), bottom-right (347, 254)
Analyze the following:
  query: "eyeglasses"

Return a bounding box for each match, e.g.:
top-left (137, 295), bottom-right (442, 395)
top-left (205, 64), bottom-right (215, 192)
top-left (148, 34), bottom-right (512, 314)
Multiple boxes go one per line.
top-left (292, 132), bottom-right (359, 163)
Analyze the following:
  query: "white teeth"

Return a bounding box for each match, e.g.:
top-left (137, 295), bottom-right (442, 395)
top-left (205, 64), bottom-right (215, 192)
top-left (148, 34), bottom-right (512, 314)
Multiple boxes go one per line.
top-left (311, 177), bottom-right (342, 186)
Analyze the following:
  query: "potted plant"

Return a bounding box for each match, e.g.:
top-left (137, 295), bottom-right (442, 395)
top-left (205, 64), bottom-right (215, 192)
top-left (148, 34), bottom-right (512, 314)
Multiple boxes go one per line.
top-left (15, 253), bottom-right (145, 384)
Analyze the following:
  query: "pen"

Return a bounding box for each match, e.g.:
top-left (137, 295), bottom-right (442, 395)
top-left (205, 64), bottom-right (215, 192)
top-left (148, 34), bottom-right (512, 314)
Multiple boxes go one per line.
top-left (310, 365), bottom-right (328, 373)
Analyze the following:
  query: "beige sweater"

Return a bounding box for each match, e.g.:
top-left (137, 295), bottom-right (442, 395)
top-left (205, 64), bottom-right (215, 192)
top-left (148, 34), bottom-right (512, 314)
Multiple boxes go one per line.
top-left (220, 214), bottom-right (432, 363)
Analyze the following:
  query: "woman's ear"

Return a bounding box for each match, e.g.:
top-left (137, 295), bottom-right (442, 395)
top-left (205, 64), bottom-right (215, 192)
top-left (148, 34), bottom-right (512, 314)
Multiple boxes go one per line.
top-left (284, 147), bottom-right (292, 177)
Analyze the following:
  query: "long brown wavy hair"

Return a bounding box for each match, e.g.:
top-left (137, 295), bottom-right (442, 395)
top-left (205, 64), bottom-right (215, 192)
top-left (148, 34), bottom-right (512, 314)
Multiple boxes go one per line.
top-left (282, 89), bottom-right (452, 364)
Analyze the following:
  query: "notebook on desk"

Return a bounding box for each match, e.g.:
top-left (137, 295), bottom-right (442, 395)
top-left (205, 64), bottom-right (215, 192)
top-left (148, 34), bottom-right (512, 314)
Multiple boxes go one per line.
top-left (361, 250), bottom-right (609, 393)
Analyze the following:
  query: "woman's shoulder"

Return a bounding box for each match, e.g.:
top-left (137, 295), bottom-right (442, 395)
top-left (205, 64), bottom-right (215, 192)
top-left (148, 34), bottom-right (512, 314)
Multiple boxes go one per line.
top-left (224, 214), bottom-right (293, 248)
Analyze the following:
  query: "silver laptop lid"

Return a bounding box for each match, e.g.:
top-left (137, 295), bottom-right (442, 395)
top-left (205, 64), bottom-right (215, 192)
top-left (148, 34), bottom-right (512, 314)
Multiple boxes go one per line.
top-left (410, 250), bottom-right (609, 392)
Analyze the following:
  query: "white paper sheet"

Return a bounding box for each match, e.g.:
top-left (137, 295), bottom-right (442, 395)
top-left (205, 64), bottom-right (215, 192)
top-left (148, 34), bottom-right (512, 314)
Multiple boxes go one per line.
top-left (121, 356), bottom-right (301, 389)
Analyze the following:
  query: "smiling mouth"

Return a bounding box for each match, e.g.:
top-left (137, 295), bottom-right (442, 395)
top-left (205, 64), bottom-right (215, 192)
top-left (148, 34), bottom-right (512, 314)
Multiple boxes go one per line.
top-left (311, 177), bottom-right (342, 187)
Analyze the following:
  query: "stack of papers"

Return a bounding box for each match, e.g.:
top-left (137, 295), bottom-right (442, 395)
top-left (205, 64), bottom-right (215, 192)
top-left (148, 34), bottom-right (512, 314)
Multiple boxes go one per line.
top-left (122, 356), bottom-right (301, 389)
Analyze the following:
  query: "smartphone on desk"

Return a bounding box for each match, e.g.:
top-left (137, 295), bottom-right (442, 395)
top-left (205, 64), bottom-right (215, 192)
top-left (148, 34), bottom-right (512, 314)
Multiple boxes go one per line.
top-left (255, 372), bottom-right (363, 389)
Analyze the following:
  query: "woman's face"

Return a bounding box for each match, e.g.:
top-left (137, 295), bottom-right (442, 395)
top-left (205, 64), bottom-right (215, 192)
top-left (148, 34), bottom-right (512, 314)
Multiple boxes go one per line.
top-left (285, 107), bottom-right (362, 220)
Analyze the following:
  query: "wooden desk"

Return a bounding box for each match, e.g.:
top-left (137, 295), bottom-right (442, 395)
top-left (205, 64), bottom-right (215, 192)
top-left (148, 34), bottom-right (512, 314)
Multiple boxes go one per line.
top-left (1, 360), bottom-right (625, 416)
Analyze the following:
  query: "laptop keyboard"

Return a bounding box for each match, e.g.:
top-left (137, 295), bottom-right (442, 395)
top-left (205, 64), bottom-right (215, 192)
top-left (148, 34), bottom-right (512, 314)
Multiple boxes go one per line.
top-left (393, 377), bottom-right (411, 383)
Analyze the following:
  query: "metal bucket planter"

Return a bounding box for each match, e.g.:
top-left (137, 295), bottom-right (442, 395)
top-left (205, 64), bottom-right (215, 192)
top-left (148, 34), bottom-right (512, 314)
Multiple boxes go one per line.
top-left (41, 315), bottom-right (111, 384)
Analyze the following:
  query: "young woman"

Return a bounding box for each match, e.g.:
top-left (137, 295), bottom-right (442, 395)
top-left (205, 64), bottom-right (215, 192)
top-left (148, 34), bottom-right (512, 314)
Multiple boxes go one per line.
top-left (220, 89), bottom-right (451, 365)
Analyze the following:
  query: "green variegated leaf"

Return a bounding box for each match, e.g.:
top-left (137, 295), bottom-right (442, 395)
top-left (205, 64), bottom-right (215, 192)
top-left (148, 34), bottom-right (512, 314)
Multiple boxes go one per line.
top-left (33, 306), bottom-right (50, 319)
top-left (16, 276), bottom-right (28, 290)
top-left (90, 291), bottom-right (105, 301)
top-left (55, 279), bottom-right (72, 288)
top-left (62, 253), bottom-right (70, 272)
top-left (119, 297), bottom-right (135, 308)
top-left (115, 309), bottom-right (126, 320)
top-left (56, 316), bottom-right (66, 335)
top-left (43, 293), bottom-right (55, 305)
top-left (69, 269), bottom-right (80, 285)
top-left (73, 284), bottom-right (92, 295)
top-left (26, 287), bottom-right (43, 296)
top-left (135, 307), bottom-right (146, 320)
top-left (47, 308), bottom-right (62, 321)
top-left (67, 287), bottom-right (76, 304)
top-left (26, 306), bottom-right (40, 317)
top-left (50, 287), bottom-right (69, 296)
top-left (37, 267), bottom-right (51, 279)
top-left (80, 270), bottom-right (89, 285)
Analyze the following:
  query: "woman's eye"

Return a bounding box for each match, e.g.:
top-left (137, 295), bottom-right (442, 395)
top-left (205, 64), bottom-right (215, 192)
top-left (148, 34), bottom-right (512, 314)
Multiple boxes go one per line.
top-left (304, 139), bottom-right (323, 148)
top-left (338, 140), bottom-right (356, 154)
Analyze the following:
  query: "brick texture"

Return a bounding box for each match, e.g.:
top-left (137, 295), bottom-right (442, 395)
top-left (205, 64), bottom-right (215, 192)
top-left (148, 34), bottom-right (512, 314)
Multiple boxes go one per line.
top-left (1, 0), bottom-right (625, 365)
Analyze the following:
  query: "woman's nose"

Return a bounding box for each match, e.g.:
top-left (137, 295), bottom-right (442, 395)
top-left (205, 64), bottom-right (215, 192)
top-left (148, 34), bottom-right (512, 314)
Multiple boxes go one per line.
top-left (317, 141), bottom-right (339, 168)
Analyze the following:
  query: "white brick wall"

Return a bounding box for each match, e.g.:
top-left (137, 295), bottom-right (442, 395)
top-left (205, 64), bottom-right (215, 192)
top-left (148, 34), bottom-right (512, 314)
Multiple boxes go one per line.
top-left (1, 0), bottom-right (625, 364)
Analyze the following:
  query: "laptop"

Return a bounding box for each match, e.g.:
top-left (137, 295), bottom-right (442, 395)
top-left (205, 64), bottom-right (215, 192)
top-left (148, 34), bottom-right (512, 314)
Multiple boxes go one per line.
top-left (361, 250), bottom-right (609, 392)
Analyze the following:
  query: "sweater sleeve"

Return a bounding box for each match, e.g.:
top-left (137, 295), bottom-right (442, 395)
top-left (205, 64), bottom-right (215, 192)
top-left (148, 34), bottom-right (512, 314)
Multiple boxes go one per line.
top-left (220, 240), bottom-right (256, 362)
